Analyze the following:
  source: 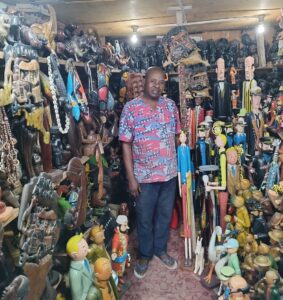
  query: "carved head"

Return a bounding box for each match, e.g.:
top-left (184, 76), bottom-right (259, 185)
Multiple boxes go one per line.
top-left (244, 56), bottom-right (255, 80)
top-left (216, 58), bottom-right (225, 81)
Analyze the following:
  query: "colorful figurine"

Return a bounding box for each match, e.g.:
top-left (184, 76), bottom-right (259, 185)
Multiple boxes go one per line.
top-left (217, 266), bottom-right (235, 300)
top-left (177, 130), bottom-right (195, 266)
top-left (229, 275), bottom-right (250, 300)
top-left (254, 270), bottom-right (283, 300)
top-left (226, 147), bottom-right (241, 196)
top-left (213, 58), bottom-right (232, 122)
top-left (93, 257), bottom-right (117, 300)
top-left (67, 234), bottom-right (100, 300)
top-left (246, 87), bottom-right (264, 156)
top-left (242, 56), bottom-right (257, 113)
top-left (111, 215), bottom-right (130, 286)
top-left (223, 238), bottom-right (241, 275)
top-left (233, 196), bottom-right (251, 234)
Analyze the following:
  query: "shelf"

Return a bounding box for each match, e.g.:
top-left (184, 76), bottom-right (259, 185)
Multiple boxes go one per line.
top-left (2, 208), bottom-right (19, 228)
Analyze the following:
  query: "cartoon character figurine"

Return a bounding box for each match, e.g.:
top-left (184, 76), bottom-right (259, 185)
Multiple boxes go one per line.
top-left (242, 56), bottom-right (257, 113)
top-left (229, 275), bottom-right (250, 300)
top-left (223, 238), bottom-right (241, 275)
top-left (111, 215), bottom-right (130, 287)
top-left (233, 196), bottom-right (251, 234)
top-left (66, 234), bottom-right (100, 300)
top-left (217, 266), bottom-right (235, 300)
top-left (177, 131), bottom-right (195, 266)
top-left (213, 58), bottom-right (232, 122)
top-left (254, 270), bottom-right (283, 300)
top-left (94, 257), bottom-right (117, 300)
top-left (226, 147), bottom-right (241, 196)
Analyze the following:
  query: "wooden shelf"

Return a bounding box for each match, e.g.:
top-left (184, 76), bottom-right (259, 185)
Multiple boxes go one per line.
top-left (2, 208), bottom-right (19, 228)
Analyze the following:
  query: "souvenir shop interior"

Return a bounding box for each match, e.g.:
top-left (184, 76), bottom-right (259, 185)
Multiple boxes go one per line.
top-left (0, 0), bottom-right (283, 299)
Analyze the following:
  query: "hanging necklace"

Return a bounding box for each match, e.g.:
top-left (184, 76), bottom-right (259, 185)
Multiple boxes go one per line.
top-left (47, 55), bottom-right (70, 134)
top-left (0, 107), bottom-right (20, 186)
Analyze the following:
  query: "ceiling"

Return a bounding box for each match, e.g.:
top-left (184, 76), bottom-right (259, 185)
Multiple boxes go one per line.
top-left (5, 0), bottom-right (283, 36)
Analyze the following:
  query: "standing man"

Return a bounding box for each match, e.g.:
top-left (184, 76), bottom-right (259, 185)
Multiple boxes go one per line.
top-left (119, 67), bottom-right (181, 279)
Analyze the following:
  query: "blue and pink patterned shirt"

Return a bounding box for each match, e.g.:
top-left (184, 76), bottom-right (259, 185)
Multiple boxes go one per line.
top-left (119, 97), bottom-right (181, 183)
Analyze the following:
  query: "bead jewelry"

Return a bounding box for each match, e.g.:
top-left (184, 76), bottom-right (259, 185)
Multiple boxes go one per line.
top-left (47, 55), bottom-right (70, 134)
top-left (0, 107), bottom-right (20, 186)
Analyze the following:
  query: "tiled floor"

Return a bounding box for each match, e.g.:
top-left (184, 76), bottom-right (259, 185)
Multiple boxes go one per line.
top-left (122, 229), bottom-right (217, 300)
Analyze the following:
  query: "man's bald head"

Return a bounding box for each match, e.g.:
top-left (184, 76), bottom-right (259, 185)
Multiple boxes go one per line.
top-left (145, 67), bottom-right (165, 82)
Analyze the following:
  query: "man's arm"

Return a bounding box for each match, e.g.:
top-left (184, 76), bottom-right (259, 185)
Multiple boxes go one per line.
top-left (122, 142), bottom-right (140, 198)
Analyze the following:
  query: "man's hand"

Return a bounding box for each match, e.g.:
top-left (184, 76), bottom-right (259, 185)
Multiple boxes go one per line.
top-left (129, 177), bottom-right (140, 198)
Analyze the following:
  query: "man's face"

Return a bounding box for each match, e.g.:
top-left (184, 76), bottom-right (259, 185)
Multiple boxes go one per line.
top-left (261, 143), bottom-right (273, 153)
top-left (252, 95), bottom-right (261, 110)
top-left (72, 239), bottom-right (89, 261)
top-left (94, 231), bottom-right (105, 245)
top-left (216, 59), bottom-right (225, 81)
top-left (144, 70), bottom-right (165, 100)
top-left (120, 222), bottom-right (129, 233)
top-left (198, 130), bottom-right (205, 138)
top-left (227, 150), bottom-right (238, 165)
top-left (195, 97), bottom-right (202, 106)
top-left (236, 124), bottom-right (245, 133)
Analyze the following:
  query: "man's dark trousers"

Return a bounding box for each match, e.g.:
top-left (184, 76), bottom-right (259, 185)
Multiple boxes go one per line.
top-left (135, 177), bottom-right (177, 259)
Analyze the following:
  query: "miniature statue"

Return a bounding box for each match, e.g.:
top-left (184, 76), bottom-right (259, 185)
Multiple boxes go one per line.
top-left (247, 201), bottom-right (269, 243)
top-left (229, 275), bottom-right (250, 300)
top-left (254, 270), bottom-right (283, 300)
top-left (213, 58), bottom-right (232, 122)
top-left (242, 56), bottom-right (257, 113)
top-left (178, 131), bottom-right (196, 266)
top-left (233, 195), bottom-right (251, 234)
top-left (225, 124), bottom-right (234, 148)
top-left (111, 215), bottom-right (130, 287)
top-left (205, 133), bottom-right (228, 231)
top-left (223, 238), bottom-right (241, 275)
top-left (226, 147), bottom-right (241, 196)
top-left (217, 266), bottom-right (235, 300)
top-left (93, 257), bottom-right (117, 300)
top-left (88, 225), bottom-right (110, 264)
top-left (194, 236), bottom-right (205, 276)
top-left (251, 137), bottom-right (274, 190)
top-left (233, 118), bottom-right (247, 162)
top-left (67, 234), bottom-right (100, 300)
top-left (246, 87), bottom-right (264, 156)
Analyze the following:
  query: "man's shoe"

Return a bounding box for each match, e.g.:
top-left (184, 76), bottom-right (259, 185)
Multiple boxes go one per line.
top-left (155, 253), bottom-right (178, 270)
top-left (134, 259), bottom-right (149, 279)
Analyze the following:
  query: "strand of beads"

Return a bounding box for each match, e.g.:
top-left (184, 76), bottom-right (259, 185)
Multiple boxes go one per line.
top-left (47, 55), bottom-right (70, 134)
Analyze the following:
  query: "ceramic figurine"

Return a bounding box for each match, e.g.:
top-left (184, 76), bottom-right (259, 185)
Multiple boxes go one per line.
top-left (251, 137), bottom-right (274, 190)
top-left (111, 215), bottom-right (130, 286)
top-left (226, 147), bottom-right (241, 196)
top-left (93, 257), bottom-right (117, 300)
top-left (223, 238), bottom-right (241, 275)
top-left (246, 87), bottom-right (265, 156)
top-left (229, 275), bottom-right (250, 300)
top-left (67, 234), bottom-right (100, 300)
top-left (88, 225), bottom-right (110, 264)
top-left (233, 118), bottom-right (247, 162)
top-left (233, 196), bottom-right (251, 234)
top-left (242, 56), bottom-right (257, 113)
top-left (217, 266), bottom-right (235, 300)
top-left (213, 58), bottom-right (232, 122)
top-left (254, 270), bottom-right (283, 300)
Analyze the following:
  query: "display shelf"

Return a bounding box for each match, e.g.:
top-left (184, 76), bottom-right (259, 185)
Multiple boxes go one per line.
top-left (2, 208), bottom-right (19, 228)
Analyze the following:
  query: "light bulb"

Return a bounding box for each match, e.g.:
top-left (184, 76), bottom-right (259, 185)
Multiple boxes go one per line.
top-left (257, 23), bottom-right (265, 34)
top-left (131, 33), bottom-right (138, 44)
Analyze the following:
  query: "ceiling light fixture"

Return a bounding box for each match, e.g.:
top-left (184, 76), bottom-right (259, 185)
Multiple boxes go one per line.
top-left (257, 15), bottom-right (265, 34)
top-left (130, 25), bottom-right (139, 44)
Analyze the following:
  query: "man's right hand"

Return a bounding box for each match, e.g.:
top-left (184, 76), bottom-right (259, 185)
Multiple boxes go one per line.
top-left (129, 177), bottom-right (140, 198)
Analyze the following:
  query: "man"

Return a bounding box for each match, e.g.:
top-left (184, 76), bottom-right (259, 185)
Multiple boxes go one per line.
top-left (119, 66), bottom-right (180, 279)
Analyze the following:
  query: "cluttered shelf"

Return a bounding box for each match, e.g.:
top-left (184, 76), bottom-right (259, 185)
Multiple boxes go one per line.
top-left (0, 50), bottom-right (123, 73)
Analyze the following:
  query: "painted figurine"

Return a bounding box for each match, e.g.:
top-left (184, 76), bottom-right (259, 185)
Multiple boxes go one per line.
top-left (213, 58), bottom-right (232, 122)
top-left (254, 270), bottom-right (283, 300)
top-left (67, 234), bottom-right (100, 300)
top-left (226, 147), bottom-right (241, 196)
top-left (93, 257), bottom-right (117, 300)
top-left (229, 275), bottom-right (250, 300)
top-left (177, 131), bottom-right (195, 266)
top-left (246, 87), bottom-right (264, 156)
top-left (217, 266), bottom-right (235, 300)
top-left (111, 215), bottom-right (130, 286)
top-left (242, 56), bottom-right (257, 113)
top-left (233, 196), bottom-right (251, 234)
top-left (223, 238), bottom-right (241, 275)
top-left (233, 118), bottom-right (247, 162)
